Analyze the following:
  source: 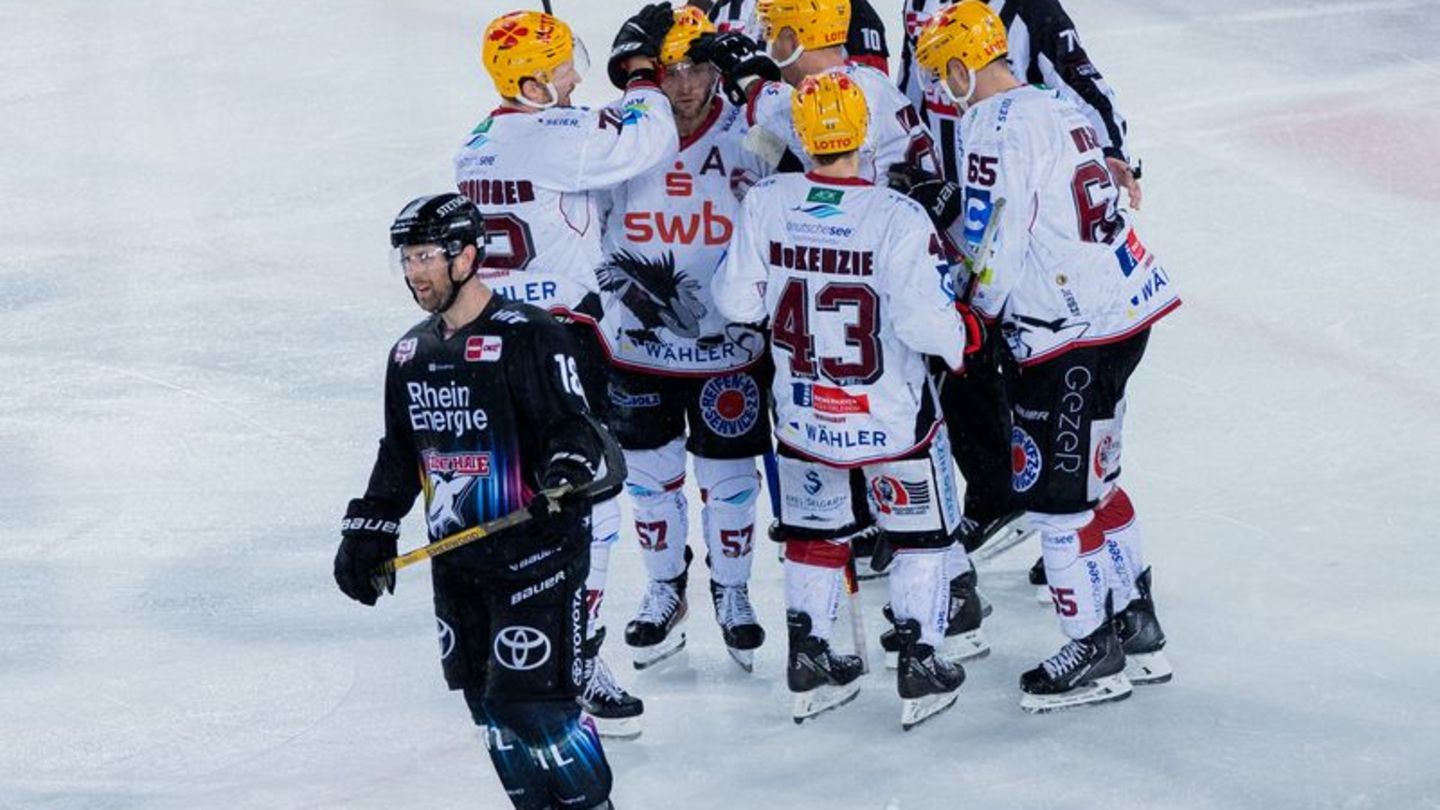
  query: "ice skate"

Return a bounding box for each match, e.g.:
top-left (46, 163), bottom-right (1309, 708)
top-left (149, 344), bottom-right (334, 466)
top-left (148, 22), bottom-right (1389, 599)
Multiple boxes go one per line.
top-left (1020, 618), bottom-right (1132, 714)
top-left (880, 571), bottom-right (989, 669)
top-left (625, 565), bottom-right (689, 670)
top-left (787, 611), bottom-right (864, 723)
top-left (1116, 567), bottom-right (1171, 685)
top-left (578, 629), bottom-right (644, 739)
top-left (710, 580), bottom-right (765, 672)
top-left (893, 619), bottom-right (965, 730)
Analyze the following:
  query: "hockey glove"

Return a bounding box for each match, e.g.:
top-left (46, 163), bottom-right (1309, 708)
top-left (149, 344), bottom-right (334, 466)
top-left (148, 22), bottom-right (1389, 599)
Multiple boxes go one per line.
top-left (335, 499), bottom-right (400, 606)
top-left (688, 31), bottom-right (781, 107)
top-left (956, 302), bottom-right (985, 357)
top-left (529, 453), bottom-right (596, 520)
top-left (608, 2), bottom-right (675, 89)
top-left (887, 162), bottom-right (963, 234)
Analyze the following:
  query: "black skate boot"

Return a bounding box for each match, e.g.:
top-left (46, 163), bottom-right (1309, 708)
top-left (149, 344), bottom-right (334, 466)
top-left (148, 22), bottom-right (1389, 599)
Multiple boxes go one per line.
top-left (893, 618), bottom-right (966, 730)
top-left (1020, 604), bottom-right (1132, 713)
top-left (1116, 567), bottom-right (1172, 685)
top-left (624, 549), bottom-right (691, 670)
top-left (1030, 556), bottom-right (1051, 604)
top-left (787, 611), bottom-right (865, 723)
top-left (578, 628), bottom-right (644, 739)
top-left (710, 580), bottom-right (765, 672)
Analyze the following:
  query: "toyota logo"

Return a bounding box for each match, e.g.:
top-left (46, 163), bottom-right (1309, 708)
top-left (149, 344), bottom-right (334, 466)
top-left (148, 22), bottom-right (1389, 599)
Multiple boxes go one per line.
top-left (494, 625), bottom-right (551, 671)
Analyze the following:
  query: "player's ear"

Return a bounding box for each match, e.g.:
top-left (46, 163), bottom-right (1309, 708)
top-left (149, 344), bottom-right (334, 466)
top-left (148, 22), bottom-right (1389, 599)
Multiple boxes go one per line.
top-left (455, 244), bottom-right (479, 276)
top-left (518, 76), bottom-right (548, 106)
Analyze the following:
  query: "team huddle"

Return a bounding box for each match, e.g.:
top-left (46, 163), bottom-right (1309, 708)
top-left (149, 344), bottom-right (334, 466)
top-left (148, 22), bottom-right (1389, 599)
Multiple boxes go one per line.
top-left (332, 2), bottom-right (1181, 808)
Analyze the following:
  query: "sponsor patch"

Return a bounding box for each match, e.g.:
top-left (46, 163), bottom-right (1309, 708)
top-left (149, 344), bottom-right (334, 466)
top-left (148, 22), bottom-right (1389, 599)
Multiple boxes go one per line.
top-left (493, 625), bottom-right (551, 671)
top-left (1012, 425), bottom-right (1042, 493)
top-left (423, 451), bottom-right (491, 476)
top-left (793, 383), bottom-right (870, 415)
top-left (393, 337), bottom-right (417, 366)
top-left (963, 187), bottom-right (993, 245)
top-left (465, 334), bottom-right (503, 362)
top-left (699, 373), bottom-right (760, 438)
top-left (609, 385), bottom-right (662, 408)
top-left (869, 475), bottom-right (932, 515)
top-left (1115, 229), bottom-right (1148, 277)
top-left (806, 187), bottom-right (844, 205)
top-left (437, 618), bottom-right (456, 660)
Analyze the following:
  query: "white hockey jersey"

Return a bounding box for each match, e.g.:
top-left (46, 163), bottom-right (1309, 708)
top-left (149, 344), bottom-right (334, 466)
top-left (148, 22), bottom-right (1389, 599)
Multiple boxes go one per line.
top-left (453, 85), bottom-right (677, 317)
top-left (597, 98), bottom-right (770, 376)
top-left (713, 172), bottom-right (965, 466)
top-left (747, 64), bottom-right (938, 181)
top-left (956, 86), bottom-right (1178, 366)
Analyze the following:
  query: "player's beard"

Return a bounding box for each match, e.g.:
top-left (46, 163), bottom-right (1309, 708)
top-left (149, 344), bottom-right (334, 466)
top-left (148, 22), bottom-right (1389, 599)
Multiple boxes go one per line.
top-left (409, 273), bottom-right (455, 314)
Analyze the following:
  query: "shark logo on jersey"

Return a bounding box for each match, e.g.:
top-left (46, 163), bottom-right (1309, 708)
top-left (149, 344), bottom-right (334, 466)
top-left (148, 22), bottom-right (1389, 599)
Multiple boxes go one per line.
top-left (598, 250), bottom-right (707, 341)
top-left (1005, 315), bottom-right (1092, 361)
top-left (426, 473), bottom-right (476, 536)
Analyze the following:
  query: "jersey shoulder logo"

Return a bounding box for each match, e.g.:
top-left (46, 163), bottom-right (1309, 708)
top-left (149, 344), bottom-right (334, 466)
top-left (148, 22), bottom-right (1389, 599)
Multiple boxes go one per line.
top-left (393, 337), bottom-right (418, 366)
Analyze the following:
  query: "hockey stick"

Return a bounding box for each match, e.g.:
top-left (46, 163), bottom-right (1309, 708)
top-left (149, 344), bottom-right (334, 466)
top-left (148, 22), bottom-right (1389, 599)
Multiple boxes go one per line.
top-left (949, 196), bottom-right (1007, 301)
top-left (542, 0), bottom-right (553, 14)
top-left (375, 422), bottom-right (626, 582)
top-left (844, 548), bottom-right (870, 675)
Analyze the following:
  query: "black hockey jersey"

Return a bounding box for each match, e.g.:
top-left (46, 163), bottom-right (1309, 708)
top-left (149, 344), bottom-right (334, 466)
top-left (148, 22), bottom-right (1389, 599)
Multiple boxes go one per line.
top-left (356, 295), bottom-right (602, 568)
top-left (708, 0), bottom-right (891, 75)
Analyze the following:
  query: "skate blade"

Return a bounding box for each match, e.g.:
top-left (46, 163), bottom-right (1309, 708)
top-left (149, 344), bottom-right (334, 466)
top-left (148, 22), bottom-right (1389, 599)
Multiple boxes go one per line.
top-left (1125, 650), bottom-right (1173, 685)
top-left (972, 524), bottom-right (1036, 562)
top-left (726, 646), bottom-right (755, 673)
top-left (630, 633), bottom-right (686, 671)
top-left (1020, 673), bottom-right (1133, 714)
top-left (855, 557), bottom-right (888, 581)
top-left (979, 592), bottom-right (993, 619)
top-left (582, 712), bottom-right (643, 740)
top-left (901, 690), bottom-right (960, 731)
top-left (942, 629), bottom-right (991, 662)
top-left (791, 681), bottom-right (862, 724)
top-left (1034, 585), bottom-right (1051, 606)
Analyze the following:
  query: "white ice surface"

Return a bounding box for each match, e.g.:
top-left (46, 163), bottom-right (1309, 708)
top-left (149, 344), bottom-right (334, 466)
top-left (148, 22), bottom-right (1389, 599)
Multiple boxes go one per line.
top-left (2, 1), bottom-right (1439, 808)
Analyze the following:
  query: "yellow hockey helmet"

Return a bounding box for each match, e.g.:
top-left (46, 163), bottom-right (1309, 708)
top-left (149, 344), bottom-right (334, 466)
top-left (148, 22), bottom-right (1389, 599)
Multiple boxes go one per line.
top-left (757, 0), bottom-right (851, 53)
top-left (791, 72), bottom-right (869, 156)
top-left (660, 6), bottom-right (717, 67)
top-left (481, 11), bottom-right (579, 100)
top-left (914, 1), bottom-right (1008, 78)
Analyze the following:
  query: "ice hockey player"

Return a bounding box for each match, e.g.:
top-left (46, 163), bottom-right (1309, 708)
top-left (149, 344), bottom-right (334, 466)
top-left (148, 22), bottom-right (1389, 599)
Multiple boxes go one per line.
top-left (713, 73), bottom-right (979, 730)
top-left (689, 0), bottom-right (940, 181)
top-left (914, 2), bottom-right (1178, 712)
top-left (595, 7), bottom-right (773, 675)
top-left (455, 5), bottom-right (680, 737)
top-left (333, 194), bottom-right (619, 809)
top-left (895, 0), bottom-right (1143, 570)
top-left (707, 0), bottom-right (892, 75)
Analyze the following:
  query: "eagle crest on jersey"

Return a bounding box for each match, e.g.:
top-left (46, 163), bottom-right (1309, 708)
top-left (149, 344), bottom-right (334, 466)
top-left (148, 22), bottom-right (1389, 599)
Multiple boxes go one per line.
top-left (597, 251), bottom-right (708, 340)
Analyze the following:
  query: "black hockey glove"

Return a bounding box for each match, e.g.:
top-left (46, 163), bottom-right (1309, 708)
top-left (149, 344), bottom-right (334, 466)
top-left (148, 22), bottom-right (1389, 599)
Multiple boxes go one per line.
top-left (528, 453), bottom-right (596, 521)
top-left (335, 499), bottom-right (400, 606)
top-left (887, 162), bottom-right (963, 234)
top-left (688, 31), bottom-right (781, 107)
top-left (608, 2), bottom-right (675, 89)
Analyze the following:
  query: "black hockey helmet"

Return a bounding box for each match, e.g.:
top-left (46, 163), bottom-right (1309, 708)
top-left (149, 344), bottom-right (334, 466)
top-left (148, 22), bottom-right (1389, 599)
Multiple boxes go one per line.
top-left (389, 193), bottom-right (485, 260)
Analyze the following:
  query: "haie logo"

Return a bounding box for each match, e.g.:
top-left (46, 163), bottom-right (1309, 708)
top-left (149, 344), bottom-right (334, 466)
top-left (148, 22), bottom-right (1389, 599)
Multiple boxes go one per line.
top-left (623, 201), bottom-right (733, 245)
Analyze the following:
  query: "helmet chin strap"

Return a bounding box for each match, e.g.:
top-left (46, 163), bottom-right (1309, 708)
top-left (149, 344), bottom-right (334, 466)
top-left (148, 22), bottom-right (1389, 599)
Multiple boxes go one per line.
top-left (516, 82), bottom-right (561, 109)
top-left (769, 41), bottom-right (804, 69)
top-left (940, 67), bottom-right (978, 111)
